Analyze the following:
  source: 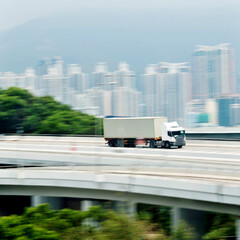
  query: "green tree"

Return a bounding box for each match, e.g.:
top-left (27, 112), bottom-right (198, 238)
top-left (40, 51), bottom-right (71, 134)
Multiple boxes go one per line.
top-left (0, 214), bottom-right (58, 240)
top-left (137, 204), bottom-right (171, 234)
top-left (0, 87), bottom-right (102, 135)
top-left (203, 227), bottom-right (231, 240)
top-left (0, 203), bottom-right (205, 240)
top-left (61, 226), bottom-right (101, 240)
top-left (37, 111), bottom-right (95, 134)
top-left (99, 211), bottom-right (144, 240)
top-left (170, 221), bottom-right (195, 240)
top-left (203, 213), bottom-right (236, 240)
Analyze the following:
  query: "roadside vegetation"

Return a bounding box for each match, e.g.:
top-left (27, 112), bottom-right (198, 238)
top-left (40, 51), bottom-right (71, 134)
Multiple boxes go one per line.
top-left (138, 204), bottom-right (237, 240)
top-left (203, 212), bottom-right (236, 240)
top-left (0, 203), bottom-right (236, 240)
top-left (0, 87), bottom-right (102, 135)
top-left (0, 204), bottom-right (196, 240)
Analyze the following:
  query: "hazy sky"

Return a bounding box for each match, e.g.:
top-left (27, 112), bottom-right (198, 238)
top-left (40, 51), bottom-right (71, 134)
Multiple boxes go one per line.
top-left (1, 0), bottom-right (240, 30)
top-left (0, 0), bottom-right (240, 74)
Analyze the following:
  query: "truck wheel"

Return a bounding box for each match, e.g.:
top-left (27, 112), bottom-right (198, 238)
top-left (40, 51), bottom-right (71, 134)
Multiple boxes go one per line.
top-left (149, 140), bottom-right (156, 148)
top-left (116, 139), bottom-right (124, 147)
top-left (178, 146), bottom-right (182, 148)
top-left (165, 142), bottom-right (170, 149)
top-left (108, 139), bottom-right (116, 147)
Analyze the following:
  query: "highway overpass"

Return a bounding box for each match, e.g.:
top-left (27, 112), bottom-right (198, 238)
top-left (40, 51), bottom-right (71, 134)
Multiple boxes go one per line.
top-left (0, 136), bottom-right (239, 239)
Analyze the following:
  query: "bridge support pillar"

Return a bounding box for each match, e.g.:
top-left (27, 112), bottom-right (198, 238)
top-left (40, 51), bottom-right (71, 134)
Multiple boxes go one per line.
top-left (31, 196), bottom-right (64, 209)
top-left (236, 217), bottom-right (240, 240)
top-left (172, 207), bottom-right (205, 240)
top-left (114, 201), bottom-right (136, 217)
top-left (81, 200), bottom-right (94, 211)
top-left (126, 201), bottom-right (137, 217)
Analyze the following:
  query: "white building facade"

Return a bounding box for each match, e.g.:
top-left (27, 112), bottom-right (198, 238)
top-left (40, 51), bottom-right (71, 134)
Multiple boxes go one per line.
top-left (192, 43), bottom-right (235, 100)
top-left (143, 62), bottom-right (190, 126)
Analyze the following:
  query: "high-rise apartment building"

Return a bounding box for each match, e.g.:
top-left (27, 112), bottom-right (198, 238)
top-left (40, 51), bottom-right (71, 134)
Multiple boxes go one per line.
top-left (143, 62), bottom-right (190, 126)
top-left (236, 73), bottom-right (240, 94)
top-left (35, 57), bottom-right (64, 98)
top-left (90, 62), bottom-right (111, 90)
top-left (110, 62), bottom-right (139, 117)
top-left (67, 64), bottom-right (87, 94)
top-left (218, 95), bottom-right (240, 126)
top-left (112, 87), bottom-right (140, 117)
top-left (142, 64), bottom-right (164, 117)
top-left (37, 60), bottom-right (66, 102)
top-left (86, 62), bottom-right (139, 117)
top-left (0, 72), bottom-right (20, 90)
top-left (112, 62), bottom-right (135, 89)
top-left (159, 62), bottom-right (190, 126)
top-left (35, 58), bottom-right (50, 76)
top-left (0, 69), bottom-right (36, 93)
top-left (192, 43), bottom-right (235, 100)
top-left (24, 68), bottom-right (36, 93)
top-left (36, 57), bottom-right (63, 76)
top-left (50, 56), bottom-right (64, 76)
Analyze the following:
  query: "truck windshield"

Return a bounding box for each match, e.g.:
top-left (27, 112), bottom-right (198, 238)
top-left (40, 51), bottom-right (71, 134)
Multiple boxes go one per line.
top-left (168, 130), bottom-right (185, 137)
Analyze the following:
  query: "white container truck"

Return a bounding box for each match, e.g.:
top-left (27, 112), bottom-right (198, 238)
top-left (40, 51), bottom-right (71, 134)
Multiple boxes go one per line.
top-left (104, 117), bottom-right (186, 148)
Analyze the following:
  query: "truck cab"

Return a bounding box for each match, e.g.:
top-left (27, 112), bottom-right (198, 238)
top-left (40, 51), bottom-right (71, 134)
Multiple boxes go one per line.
top-left (161, 121), bottom-right (186, 148)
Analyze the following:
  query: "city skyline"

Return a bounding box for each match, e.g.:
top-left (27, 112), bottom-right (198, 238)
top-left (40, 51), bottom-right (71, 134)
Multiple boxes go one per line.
top-left (0, 42), bottom-right (239, 127)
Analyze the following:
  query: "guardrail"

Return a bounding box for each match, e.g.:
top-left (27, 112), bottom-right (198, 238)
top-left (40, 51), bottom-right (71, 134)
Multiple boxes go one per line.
top-left (1, 131), bottom-right (240, 141)
top-left (1, 133), bottom-right (103, 137)
top-left (186, 132), bottom-right (240, 141)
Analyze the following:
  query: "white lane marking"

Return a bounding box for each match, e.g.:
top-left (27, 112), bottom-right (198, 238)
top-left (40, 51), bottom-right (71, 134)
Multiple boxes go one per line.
top-left (1, 142), bottom-right (240, 158)
top-left (0, 147), bottom-right (239, 164)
